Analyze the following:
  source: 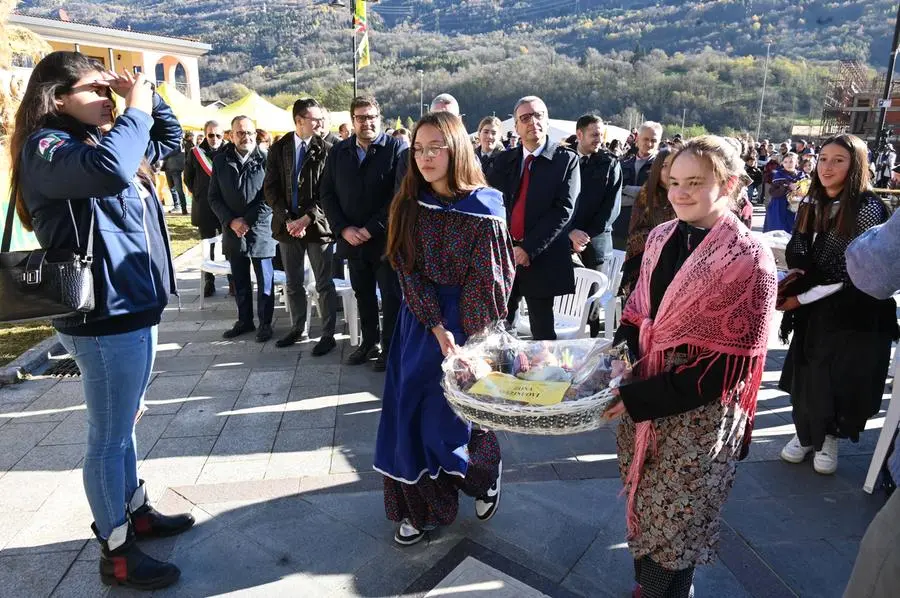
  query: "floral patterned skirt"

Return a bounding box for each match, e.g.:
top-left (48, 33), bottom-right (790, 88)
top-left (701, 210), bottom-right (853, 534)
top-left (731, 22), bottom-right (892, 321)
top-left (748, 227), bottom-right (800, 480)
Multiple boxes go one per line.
top-left (616, 401), bottom-right (743, 570)
top-left (383, 430), bottom-right (501, 531)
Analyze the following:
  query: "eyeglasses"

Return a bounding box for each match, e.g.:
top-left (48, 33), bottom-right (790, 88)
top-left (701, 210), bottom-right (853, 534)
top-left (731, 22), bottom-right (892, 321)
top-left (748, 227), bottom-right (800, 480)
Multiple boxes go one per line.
top-left (353, 114), bottom-right (379, 123)
top-left (234, 130), bottom-right (256, 138)
top-left (302, 116), bottom-right (326, 124)
top-left (413, 145), bottom-right (449, 159)
top-left (206, 133), bottom-right (223, 139)
top-left (517, 111), bottom-right (546, 124)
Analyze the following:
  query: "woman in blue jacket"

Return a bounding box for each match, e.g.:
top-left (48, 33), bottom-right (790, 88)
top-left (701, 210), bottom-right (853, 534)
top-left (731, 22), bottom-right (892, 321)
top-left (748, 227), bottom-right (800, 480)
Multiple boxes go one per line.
top-left (9, 51), bottom-right (193, 590)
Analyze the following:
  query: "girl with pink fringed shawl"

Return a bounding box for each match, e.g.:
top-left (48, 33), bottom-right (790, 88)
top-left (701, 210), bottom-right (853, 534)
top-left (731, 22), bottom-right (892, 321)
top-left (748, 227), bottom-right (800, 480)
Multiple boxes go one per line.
top-left (605, 136), bottom-right (777, 598)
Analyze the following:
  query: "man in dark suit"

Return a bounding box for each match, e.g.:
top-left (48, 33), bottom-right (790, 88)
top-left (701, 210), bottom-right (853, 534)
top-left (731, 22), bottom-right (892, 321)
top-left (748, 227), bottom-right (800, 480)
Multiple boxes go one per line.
top-left (185, 119), bottom-right (228, 297)
top-left (320, 96), bottom-right (408, 371)
top-left (613, 121), bottom-right (661, 249)
top-left (487, 96), bottom-right (580, 341)
top-left (570, 114), bottom-right (622, 272)
top-left (207, 116), bottom-right (276, 342)
top-left (263, 98), bottom-right (338, 355)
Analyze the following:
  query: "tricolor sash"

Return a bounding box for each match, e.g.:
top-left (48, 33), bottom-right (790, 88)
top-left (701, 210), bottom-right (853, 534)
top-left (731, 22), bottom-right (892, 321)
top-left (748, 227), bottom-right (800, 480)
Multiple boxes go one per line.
top-left (192, 146), bottom-right (213, 177)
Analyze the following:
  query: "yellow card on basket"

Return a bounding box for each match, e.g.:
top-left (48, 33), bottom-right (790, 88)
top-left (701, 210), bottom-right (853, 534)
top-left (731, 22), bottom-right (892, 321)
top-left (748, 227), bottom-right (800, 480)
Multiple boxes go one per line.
top-left (468, 372), bottom-right (570, 406)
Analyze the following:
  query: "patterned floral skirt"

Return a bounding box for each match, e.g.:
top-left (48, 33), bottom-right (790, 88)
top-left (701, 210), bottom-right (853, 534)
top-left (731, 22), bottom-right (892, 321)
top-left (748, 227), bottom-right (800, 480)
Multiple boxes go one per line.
top-left (616, 401), bottom-right (744, 570)
top-left (383, 430), bottom-right (501, 531)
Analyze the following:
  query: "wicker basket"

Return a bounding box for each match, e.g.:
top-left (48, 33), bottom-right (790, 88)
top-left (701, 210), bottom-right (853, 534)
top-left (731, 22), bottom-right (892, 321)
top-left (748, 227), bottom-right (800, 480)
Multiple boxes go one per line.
top-left (443, 375), bottom-right (617, 436)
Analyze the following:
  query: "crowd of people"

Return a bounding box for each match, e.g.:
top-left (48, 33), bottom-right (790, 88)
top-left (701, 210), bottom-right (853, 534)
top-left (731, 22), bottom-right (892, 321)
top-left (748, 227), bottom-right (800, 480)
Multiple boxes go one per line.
top-left (7, 51), bottom-right (900, 597)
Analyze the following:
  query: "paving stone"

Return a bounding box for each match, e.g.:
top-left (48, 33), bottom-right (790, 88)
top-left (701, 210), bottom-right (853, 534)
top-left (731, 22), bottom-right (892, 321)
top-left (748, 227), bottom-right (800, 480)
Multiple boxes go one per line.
top-left (179, 339), bottom-right (264, 356)
top-left (157, 320), bottom-right (203, 332)
top-left (0, 421), bottom-right (60, 472)
top-left (0, 511), bottom-right (35, 551)
top-left (134, 413), bottom-right (177, 461)
top-left (173, 478), bottom-right (300, 506)
top-left (152, 354), bottom-right (215, 375)
top-left (236, 496), bottom-right (383, 589)
top-left (211, 352), bottom-right (299, 370)
top-left (208, 419), bottom-right (278, 462)
top-left (266, 428), bottom-right (334, 478)
top-left (281, 391), bottom-right (339, 430)
top-left (16, 382), bottom-right (85, 423)
top-left (160, 394), bottom-right (238, 439)
top-left (39, 412), bottom-right (87, 446)
top-left (244, 369), bottom-right (295, 393)
top-left (0, 550), bottom-right (79, 597)
top-left (192, 368), bottom-right (251, 394)
top-left (49, 558), bottom-right (110, 598)
top-left (196, 459), bottom-right (269, 484)
top-left (144, 374), bottom-right (202, 414)
top-left (753, 539), bottom-right (855, 598)
top-left (0, 378), bottom-right (59, 403)
top-left (139, 436), bottom-right (217, 487)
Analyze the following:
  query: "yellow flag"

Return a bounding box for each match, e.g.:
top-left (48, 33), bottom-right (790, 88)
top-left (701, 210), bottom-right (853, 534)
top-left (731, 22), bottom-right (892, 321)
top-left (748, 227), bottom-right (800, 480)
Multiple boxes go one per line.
top-left (358, 32), bottom-right (370, 69)
top-left (354, 0), bottom-right (367, 33)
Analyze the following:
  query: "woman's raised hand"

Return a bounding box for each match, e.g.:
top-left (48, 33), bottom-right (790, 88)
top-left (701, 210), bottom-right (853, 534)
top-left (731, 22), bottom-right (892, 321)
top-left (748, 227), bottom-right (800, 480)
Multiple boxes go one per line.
top-left (98, 70), bottom-right (153, 115)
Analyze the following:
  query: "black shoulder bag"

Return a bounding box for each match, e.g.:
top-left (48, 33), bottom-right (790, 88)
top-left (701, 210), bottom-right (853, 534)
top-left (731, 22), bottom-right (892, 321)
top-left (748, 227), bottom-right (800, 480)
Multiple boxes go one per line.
top-left (0, 197), bottom-right (95, 323)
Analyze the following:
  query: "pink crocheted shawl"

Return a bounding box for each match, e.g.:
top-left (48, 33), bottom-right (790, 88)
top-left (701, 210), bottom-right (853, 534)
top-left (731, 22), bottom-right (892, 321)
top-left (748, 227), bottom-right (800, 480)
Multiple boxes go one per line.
top-left (620, 212), bottom-right (777, 539)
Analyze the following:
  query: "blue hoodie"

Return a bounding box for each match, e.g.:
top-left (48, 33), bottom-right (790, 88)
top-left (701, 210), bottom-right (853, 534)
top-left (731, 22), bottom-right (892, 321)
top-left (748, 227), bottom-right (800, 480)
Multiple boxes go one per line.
top-left (19, 94), bottom-right (182, 335)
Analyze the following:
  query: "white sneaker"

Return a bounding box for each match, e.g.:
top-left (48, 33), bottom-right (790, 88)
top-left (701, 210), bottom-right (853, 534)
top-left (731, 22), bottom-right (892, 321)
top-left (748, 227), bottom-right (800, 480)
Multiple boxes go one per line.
top-left (393, 519), bottom-right (425, 546)
top-left (813, 435), bottom-right (839, 475)
top-left (780, 434), bottom-right (814, 463)
top-left (475, 461), bottom-right (502, 521)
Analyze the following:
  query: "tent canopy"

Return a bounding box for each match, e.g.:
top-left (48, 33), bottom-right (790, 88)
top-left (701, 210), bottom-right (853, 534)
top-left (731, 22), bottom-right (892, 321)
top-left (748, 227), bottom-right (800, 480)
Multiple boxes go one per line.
top-left (155, 83), bottom-right (218, 131)
top-left (500, 118), bottom-right (631, 145)
top-left (217, 92), bottom-right (294, 135)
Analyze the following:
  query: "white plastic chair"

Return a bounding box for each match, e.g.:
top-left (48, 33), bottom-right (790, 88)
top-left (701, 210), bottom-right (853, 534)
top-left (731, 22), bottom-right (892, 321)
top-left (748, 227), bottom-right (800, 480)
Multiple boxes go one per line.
top-left (864, 300), bottom-right (900, 493)
top-left (515, 268), bottom-right (609, 339)
top-left (595, 249), bottom-right (626, 340)
top-left (198, 235), bottom-right (286, 309)
top-left (303, 258), bottom-right (361, 346)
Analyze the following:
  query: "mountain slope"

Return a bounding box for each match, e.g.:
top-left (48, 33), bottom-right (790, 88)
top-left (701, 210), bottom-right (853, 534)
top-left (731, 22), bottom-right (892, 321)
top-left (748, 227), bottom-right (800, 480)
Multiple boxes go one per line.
top-left (13, 1), bottom-right (895, 137)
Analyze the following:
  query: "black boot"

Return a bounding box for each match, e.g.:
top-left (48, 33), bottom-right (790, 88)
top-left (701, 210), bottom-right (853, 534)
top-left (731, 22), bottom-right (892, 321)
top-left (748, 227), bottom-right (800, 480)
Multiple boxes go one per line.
top-left (129, 480), bottom-right (195, 539)
top-left (203, 273), bottom-right (215, 298)
top-left (93, 521), bottom-right (180, 590)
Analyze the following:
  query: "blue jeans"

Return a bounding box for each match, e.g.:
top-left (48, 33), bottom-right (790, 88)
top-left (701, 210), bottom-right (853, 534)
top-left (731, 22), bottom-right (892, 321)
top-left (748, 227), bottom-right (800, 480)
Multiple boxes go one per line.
top-left (57, 326), bottom-right (157, 539)
top-left (230, 255), bottom-right (274, 326)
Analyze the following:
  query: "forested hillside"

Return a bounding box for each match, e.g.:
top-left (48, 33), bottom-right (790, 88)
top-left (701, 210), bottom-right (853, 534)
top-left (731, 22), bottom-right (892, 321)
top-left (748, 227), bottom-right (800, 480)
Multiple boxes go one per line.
top-left (14, 0), bottom-right (896, 137)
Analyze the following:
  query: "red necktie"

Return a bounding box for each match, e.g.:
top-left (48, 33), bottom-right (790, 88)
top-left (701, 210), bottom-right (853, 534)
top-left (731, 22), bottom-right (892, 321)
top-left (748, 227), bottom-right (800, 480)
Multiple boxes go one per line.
top-left (509, 154), bottom-right (534, 241)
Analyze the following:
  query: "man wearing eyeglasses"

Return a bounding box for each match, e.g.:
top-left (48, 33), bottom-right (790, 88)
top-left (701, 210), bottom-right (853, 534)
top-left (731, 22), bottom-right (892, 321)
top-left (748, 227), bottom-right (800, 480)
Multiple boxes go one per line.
top-left (487, 96), bottom-right (580, 340)
top-left (263, 98), bottom-right (338, 355)
top-left (185, 119), bottom-right (230, 297)
top-left (321, 96), bottom-right (408, 371)
top-left (208, 116), bottom-right (277, 343)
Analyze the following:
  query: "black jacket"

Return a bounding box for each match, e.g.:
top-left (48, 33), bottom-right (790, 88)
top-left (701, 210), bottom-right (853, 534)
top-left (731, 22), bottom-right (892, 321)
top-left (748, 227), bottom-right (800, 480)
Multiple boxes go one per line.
top-left (185, 139), bottom-right (227, 232)
top-left (263, 133), bottom-right (333, 244)
top-left (320, 132), bottom-right (407, 260)
top-left (207, 145), bottom-right (275, 259)
top-left (476, 146), bottom-right (503, 176)
top-left (621, 153), bottom-right (655, 189)
top-left (572, 150), bottom-right (623, 239)
top-left (487, 142), bottom-right (580, 298)
top-left (163, 147), bottom-right (185, 172)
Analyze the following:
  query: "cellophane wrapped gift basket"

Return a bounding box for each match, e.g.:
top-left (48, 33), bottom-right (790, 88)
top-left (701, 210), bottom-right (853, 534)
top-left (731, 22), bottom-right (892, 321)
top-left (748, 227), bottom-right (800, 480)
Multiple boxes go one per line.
top-left (441, 325), bottom-right (631, 435)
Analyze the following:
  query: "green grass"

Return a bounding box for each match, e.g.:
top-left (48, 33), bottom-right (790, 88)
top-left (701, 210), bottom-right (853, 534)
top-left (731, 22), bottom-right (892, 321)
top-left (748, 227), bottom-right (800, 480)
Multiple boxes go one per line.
top-left (0, 321), bottom-right (55, 368)
top-left (0, 214), bottom-right (202, 368)
top-left (164, 212), bottom-right (201, 258)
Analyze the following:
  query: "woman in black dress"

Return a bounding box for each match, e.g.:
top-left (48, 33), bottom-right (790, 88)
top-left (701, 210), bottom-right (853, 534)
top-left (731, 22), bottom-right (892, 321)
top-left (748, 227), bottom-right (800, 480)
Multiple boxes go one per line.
top-left (778, 134), bottom-right (897, 474)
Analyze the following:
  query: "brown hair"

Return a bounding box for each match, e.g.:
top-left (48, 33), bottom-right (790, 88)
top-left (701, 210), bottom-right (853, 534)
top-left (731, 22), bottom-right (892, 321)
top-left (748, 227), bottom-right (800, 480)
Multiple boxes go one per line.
top-left (643, 147), bottom-right (672, 209)
top-left (794, 134), bottom-right (871, 238)
top-left (386, 111), bottom-right (486, 272)
top-left (670, 135), bottom-right (751, 203)
top-left (349, 95), bottom-right (380, 117)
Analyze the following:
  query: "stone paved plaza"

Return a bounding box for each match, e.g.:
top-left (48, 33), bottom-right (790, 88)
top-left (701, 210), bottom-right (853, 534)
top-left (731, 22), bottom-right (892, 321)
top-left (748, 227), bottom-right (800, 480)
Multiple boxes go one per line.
top-left (0, 214), bottom-right (893, 597)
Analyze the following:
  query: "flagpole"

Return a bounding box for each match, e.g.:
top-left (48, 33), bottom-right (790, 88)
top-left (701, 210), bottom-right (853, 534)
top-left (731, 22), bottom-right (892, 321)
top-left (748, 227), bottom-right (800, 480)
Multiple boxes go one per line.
top-left (351, 1), bottom-right (358, 97)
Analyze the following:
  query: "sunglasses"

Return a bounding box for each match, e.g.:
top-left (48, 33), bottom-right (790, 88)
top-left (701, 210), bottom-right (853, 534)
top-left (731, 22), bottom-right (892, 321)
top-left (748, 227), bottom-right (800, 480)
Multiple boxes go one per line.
top-left (207, 133), bottom-right (223, 139)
